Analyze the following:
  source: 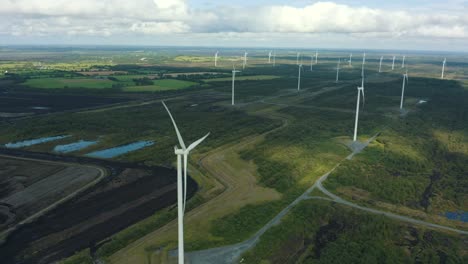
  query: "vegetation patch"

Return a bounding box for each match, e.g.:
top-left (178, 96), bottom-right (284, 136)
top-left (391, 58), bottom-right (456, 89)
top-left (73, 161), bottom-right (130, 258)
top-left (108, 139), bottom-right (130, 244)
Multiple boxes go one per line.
top-left (203, 75), bottom-right (280, 82)
top-left (242, 200), bottom-right (468, 264)
top-left (25, 77), bottom-right (114, 89)
top-left (123, 79), bottom-right (196, 92)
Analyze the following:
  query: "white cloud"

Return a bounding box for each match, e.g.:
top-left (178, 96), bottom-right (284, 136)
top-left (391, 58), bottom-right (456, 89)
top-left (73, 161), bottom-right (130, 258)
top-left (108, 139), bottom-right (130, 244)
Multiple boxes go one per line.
top-left (130, 21), bottom-right (190, 34)
top-left (0, 0), bottom-right (466, 42)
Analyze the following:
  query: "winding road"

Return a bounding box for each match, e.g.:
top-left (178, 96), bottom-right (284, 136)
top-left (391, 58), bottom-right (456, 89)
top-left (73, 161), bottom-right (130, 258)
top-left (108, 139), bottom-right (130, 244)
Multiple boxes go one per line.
top-left (185, 132), bottom-right (468, 264)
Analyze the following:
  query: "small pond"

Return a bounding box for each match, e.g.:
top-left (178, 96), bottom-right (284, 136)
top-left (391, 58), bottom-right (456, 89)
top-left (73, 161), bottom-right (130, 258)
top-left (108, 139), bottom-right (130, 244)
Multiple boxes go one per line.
top-left (443, 211), bottom-right (468, 223)
top-left (5, 135), bottom-right (70, 149)
top-left (85, 141), bottom-right (154, 159)
top-left (54, 140), bottom-right (98, 153)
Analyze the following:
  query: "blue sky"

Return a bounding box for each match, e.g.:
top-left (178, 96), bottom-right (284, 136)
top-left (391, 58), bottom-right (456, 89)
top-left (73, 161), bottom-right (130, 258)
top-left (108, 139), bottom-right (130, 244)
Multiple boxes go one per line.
top-left (0, 0), bottom-right (467, 51)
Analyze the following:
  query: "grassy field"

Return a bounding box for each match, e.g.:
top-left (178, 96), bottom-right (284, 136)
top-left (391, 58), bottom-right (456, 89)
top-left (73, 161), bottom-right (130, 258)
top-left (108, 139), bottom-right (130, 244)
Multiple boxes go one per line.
top-left (24, 77), bottom-right (114, 89)
top-left (203, 75), bottom-right (280, 82)
top-left (122, 79), bottom-right (197, 92)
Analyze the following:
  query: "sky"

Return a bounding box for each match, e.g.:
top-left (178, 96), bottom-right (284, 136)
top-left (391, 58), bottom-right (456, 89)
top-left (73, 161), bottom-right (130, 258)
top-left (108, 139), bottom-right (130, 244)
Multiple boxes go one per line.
top-left (0, 0), bottom-right (467, 51)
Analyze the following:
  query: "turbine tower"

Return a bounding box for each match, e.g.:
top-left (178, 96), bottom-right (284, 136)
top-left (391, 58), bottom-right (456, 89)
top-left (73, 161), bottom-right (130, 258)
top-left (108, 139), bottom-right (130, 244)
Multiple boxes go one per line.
top-left (400, 70), bottom-right (409, 110)
top-left (268, 51), bottom-right (272, 63)
top-left (349, 53), bottom-right (352, 67)
top-left (310, 55), bottom-right (314, 71)
top-left (162, 101), bottom-right (210, 264)
top-left (353, 76), bottom-right (365, 142)
top-left (243, 51), bottom-right (248, 69)
top-left (232, 66), bottom-right (241, 105)
top-left (379, 56), bottom-right (383, 73)
top-left (214, 51), bottom-right (219, 67)
top-left (315, 50), bottom-right (318, 64)
top-left (441, 58), bottom-right (446, 79)
top-left (335, 59), bottom-right (341, 83)
top-left (401, 55), bottom-right (406, 68)
top-left (296, 52), bottom-right (300, 65)
top-left (297, 63), bottom-right (303, 91)
top-left (392, 56), bottom-right (396, 70)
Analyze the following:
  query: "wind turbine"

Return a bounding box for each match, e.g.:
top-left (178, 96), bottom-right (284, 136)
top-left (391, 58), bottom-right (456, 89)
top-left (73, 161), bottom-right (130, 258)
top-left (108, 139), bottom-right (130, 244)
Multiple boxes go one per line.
top-left (243, 51), bottom-right (248, 69)
top-left (315, 50), bottom-right (318, 64)
top-left (296, 52), bottom-right (301, 65)
top-left (379, 56), bottom-right (383, 73)
top-left (214, 51), bottom-right (219, 67)
top-left (361, 53), bottom-right (366, 78)
top-left (353, 76), bottom-right (365, 142)
top-left (400, 70), bottom-right (409, 110)
top-left (349, 53), bottom-right (352, 67)
top-left (441, 58), bottom-right (446, 79)
top-left (392, 56), bottom-right (396, 70)
top-left (232, 66), bottom-right (241, 105)
top-left (335, 59), bottom-right (341, 83)
top-left (401, 55), bottom-right (406, 68)
top-left (297, 63), bottom-right (303, 91)
top-left (162, 101), bottom-right (210, 264)
top-left (310, 55), bottom-right (314, 71)
top-left (268, 51), bottom-right (272, 63)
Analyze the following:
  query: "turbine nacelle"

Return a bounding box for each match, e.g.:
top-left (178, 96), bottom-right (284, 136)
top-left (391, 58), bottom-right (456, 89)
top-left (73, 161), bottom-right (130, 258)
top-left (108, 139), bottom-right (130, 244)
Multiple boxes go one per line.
top-left (358, 86), bottom-right (365, 104)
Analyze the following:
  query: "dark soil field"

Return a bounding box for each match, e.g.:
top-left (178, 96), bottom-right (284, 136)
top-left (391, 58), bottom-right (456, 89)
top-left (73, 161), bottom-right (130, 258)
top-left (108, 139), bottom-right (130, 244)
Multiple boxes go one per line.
top-left (0, 156), bottom-right (101, 232)
top-left (0, 149), bottom-right (196, 264)
top-left (0, 81), bottom-right (130, 117)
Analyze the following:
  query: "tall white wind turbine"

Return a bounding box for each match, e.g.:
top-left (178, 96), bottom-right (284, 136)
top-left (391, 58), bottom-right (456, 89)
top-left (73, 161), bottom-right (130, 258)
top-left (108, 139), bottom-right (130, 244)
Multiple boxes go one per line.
top-left (243, 51), bottom-right (248, 69)
top-left (401, 55), bottom-right (406, 68)
top-left (400, 70), bottom-right (409, 110)
top-left (296, 52), bottom-right (301, 65)
top-left (268, 51), bottom-right (272, 63)
top-left (297, 63), bottom-right (303, 91)
top-left (441, 58), bottom-right (446, 79)
top-left (379, 56), bottom-right (383, 73)
top-left (162, 101), bottom-right (210, 264)
top-left (232, 66), bottom-right (241, 105)
top-left (353, 76), bottom-right (365, 142)
top-left (214, 51), bottom-right (219, 67)
top-left (392, 56), bottom-right (396, 70)
top-left (335, 59), bottom-right (341, 83)
top-left (349, 53), bottom-right (353, 67)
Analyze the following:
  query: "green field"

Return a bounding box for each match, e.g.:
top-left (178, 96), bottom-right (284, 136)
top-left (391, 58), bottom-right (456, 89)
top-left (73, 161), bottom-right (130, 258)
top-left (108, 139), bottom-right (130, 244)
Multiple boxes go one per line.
top-left (203, 75), bottom-right (280, 82)
top-left (122, 79), bottom-right (197, 92)
top-left (25, 77), bottom-right (114, 89)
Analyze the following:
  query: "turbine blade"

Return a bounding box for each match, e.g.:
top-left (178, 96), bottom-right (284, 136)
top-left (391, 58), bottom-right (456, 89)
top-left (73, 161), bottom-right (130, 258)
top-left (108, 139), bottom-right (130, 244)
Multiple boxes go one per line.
top-left (162, 101), bottom-right (186, 150)
top-left (187, 132), bottom-right (210, 152)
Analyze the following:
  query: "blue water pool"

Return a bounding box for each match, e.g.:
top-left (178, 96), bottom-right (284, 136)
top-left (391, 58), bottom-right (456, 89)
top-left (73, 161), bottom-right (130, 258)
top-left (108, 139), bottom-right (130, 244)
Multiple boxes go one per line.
top-left (85, 141), bottom-right (154, 159)
top-left (5, 135), bottom-right (70, 149)
top-left (444, 211), bottom-right (468, 223)
top-left (54, 140), bottom-right (98, 153)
